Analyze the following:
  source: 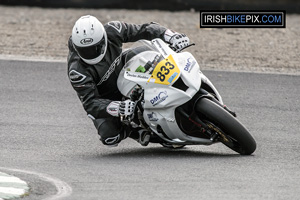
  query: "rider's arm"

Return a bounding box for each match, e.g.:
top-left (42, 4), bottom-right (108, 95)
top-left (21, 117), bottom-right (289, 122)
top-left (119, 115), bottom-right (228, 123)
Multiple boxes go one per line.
top-left (67, 46), bottom-right (113, 119)
top-left (67, 38), bottom-right (135, 119)
top-left (105, 21), bottom-right (189, 51)
top-left (105, 21), bottom-right (168, 44)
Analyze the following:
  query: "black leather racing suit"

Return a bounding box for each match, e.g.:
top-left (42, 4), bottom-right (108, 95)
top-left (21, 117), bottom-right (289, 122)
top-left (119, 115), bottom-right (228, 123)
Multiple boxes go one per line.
top-left (67, 21), bottom-right (167, 145)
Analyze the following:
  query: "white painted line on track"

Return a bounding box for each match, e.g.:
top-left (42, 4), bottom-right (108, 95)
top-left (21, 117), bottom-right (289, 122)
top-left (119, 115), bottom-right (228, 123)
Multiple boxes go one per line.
top-left (0, 176), bottom-right (27, 184)
top-left (0, 54), bottom-right (65, 63)
top-left (0, 168), bottom-right (72, 200)
top-left (0, 187), bottom-right (26, 195)
top-left (0, 172), bottom-right (29, 200)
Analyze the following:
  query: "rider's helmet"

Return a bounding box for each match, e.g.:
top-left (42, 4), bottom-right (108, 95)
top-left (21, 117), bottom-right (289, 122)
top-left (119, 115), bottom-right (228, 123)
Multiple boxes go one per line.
top-left (72, 15), bottom-right (107, 65)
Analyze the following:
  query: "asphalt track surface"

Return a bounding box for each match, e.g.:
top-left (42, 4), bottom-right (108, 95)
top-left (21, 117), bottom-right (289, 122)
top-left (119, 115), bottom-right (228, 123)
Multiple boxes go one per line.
top-left (0, 59), bottom-right (300, 200)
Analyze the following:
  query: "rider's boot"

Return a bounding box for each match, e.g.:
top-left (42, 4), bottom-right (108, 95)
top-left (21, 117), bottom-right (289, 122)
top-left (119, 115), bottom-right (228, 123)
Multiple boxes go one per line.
top-left (129, 128), bottom-right (151, 146)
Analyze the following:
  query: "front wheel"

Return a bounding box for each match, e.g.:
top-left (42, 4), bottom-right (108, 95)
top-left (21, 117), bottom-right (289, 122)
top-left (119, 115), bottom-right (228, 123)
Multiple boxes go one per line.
top-left (195, 98), bottom-right (256, 155)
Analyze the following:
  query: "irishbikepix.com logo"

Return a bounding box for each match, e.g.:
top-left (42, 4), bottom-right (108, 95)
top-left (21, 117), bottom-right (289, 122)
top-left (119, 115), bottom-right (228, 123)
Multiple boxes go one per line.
top-left (200, 11), bottom-right (286, 28)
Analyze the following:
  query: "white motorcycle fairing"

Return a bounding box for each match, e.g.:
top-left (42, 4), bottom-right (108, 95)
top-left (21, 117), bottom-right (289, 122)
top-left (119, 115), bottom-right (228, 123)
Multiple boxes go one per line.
top-left (117, 39), bottom-right (223, 145)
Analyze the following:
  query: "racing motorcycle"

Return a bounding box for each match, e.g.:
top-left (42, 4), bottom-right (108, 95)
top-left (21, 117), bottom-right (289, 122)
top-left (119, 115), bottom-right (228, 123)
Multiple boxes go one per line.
top-left (117, 38), bottom-right (256, 155)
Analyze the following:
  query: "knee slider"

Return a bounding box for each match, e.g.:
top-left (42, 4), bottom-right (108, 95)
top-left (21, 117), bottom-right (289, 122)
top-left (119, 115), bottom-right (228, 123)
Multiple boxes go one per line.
top-left (101, 134), bottom-right (121, 146)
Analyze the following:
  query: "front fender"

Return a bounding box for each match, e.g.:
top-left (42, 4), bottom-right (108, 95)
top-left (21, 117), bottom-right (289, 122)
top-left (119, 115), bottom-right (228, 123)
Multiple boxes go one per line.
top-left (200, 73), bottom-right (223, 104)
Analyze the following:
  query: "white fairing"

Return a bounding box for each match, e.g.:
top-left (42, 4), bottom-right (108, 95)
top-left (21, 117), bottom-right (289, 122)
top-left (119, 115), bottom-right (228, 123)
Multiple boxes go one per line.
top-left (117, 39), bottom-right (222, 144)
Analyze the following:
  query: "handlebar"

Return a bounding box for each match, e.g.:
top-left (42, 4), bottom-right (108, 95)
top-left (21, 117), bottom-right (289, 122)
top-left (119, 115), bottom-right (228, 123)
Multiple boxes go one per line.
top-left (170, 43), bottom-right (196, 53)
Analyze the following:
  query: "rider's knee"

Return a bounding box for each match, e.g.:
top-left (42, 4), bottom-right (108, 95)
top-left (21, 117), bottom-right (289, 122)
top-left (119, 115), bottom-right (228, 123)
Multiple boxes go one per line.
top-left (93, 117), bottom-right (126, 146)
top-left (100, 134), bottom-right (122, 146)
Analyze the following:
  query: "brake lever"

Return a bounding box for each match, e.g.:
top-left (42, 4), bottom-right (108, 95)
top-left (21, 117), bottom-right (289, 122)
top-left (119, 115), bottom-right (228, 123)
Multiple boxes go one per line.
top-left (170, 43), bottom-right (196, 53)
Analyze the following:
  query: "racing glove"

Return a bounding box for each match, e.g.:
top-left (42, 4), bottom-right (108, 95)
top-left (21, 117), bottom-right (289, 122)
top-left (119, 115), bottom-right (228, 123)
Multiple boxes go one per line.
top-left (106, 100), bottom-right (136, 117)
top-left (164, 29), bottom-right (190, 52)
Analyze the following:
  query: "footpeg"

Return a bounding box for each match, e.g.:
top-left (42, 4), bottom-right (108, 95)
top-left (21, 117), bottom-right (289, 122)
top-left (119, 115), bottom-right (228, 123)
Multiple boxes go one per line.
top-left (210, 132), bottom-right (219, 141)
top-left (138, 129), bottom-right (151, 146)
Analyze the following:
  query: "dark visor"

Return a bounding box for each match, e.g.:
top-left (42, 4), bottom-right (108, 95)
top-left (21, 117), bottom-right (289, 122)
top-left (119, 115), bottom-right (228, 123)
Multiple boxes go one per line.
top-left (74, 38), bottom-right (105, 60)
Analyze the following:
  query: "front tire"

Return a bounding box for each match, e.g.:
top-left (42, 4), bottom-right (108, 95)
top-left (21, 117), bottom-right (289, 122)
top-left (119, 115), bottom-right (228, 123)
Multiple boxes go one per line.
top-left (195, 98), bottom-right (256, 155)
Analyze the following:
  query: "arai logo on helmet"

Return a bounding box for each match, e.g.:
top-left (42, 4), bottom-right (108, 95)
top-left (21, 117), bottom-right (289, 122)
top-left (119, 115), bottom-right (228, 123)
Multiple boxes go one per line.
top-left (80, 38), bottom-right (93, 45)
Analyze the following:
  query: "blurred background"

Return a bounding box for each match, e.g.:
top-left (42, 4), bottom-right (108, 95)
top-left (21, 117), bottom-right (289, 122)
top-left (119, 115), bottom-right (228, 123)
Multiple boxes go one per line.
top-left (0, 0), bottom-right (300, 12)
top-left (0, 0), bottom-right (299, 74)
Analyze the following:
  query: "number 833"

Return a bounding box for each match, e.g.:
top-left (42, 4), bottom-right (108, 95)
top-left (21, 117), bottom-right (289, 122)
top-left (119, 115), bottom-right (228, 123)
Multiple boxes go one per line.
top-left (156, 61), bottom-right (175, 82)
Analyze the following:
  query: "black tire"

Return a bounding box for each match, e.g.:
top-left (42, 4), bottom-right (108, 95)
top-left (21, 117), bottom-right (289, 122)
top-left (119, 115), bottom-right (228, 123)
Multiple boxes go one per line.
top-left (195, 98), bottom-right (256, 155)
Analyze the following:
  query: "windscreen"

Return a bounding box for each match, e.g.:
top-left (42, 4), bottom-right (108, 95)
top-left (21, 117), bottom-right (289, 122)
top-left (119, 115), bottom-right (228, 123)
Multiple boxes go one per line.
top-left (122, 40), bottom-right (163, 73)
top-left (124, 40), bottom-right (159, 63)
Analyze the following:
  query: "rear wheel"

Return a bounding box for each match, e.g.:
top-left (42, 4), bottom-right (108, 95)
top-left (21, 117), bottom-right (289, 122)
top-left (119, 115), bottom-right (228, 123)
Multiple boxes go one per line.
top-left (195, 98), bottom-right (256, 155)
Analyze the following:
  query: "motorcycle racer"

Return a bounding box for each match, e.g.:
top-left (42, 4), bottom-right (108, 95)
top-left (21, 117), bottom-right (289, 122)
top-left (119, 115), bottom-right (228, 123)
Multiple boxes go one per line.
top-left (67, 15), bottom-right (189, 147)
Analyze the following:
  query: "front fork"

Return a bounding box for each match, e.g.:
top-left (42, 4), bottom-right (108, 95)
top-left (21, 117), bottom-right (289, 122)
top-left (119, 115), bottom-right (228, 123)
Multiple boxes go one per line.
top-left (177, 106), bottom-right (218, 142)
top-left (195, 89), bottom-right (236, 117)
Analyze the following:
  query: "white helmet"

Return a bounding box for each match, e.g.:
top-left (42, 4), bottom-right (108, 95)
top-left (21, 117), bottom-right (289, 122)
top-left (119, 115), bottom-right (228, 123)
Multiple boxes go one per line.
top-left (72, 15), bottom-right (107, 65)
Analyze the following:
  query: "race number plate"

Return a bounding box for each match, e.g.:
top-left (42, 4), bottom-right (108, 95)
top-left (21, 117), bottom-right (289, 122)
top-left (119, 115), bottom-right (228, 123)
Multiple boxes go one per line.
top-left (148, 55), bottom-right (180, 85)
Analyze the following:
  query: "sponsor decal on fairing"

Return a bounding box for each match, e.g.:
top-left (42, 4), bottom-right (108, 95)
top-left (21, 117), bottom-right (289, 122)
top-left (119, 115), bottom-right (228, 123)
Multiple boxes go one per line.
top-left (150, 91), bottom-right (168, 106)
top-left (147, 112), bottom-right (159, 121)
top-left (167, 72), bottom-right (178, 83)
top-left (184, 57), bottom-right (196, 73)
top-left (125, 72), bottom-right (151, 80)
